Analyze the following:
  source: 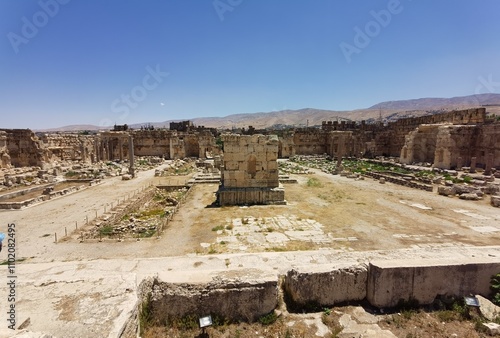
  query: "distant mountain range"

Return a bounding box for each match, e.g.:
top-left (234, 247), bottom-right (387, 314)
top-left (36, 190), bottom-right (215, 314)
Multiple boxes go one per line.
top-left (36, 93), bottom-right (500, 132)
top-left (369, 93), bottom-right (500, 110)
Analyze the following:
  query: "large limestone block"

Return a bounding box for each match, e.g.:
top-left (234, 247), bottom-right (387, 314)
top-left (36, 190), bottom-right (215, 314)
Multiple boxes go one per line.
top-left (268, 161), bottom-right (278, 170)
top-left (284, 264), bottom-right (367, 309)
top-left (367, 259), bottom-right (500, 308)
top-left (147, 272), bottom-right (278, 322)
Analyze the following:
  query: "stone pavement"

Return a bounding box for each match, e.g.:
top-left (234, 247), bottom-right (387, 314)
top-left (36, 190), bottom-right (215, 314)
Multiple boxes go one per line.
top-left (1, 245), bottom-right (500, 337)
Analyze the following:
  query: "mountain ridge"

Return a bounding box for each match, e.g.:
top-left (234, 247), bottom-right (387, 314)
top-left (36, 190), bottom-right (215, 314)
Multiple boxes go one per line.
top-left (35, 93), bottom-right (500, 132)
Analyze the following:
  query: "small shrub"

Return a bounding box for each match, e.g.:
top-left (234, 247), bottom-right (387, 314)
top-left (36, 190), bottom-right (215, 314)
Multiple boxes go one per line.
top-left (139, 209), bottom-right (164, 218)
top-left (258, 311), bottom-right (278, 325)
top-left (211, 225), bottom-right (224, 232)
top-left (491, 273), bottom-right (500, 305)
top-left (139, 292), bottom-right (153, 335)
top-left (306, 177), bottom-right (322, 187)
top-left (65, 171), bottom-right (79, 178)
top-left (168, 314), bottom-right (198, 330)
top-left (99, 226), bottom-right (114, 236)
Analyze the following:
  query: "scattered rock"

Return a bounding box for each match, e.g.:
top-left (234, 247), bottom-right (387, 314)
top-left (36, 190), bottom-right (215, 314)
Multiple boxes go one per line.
top-left (476, 295), bottom-right (500, 321)
top-left (438, 186), bottom-right (455, 196)
top-left (459, 193), bottom-right (480, 201)
top-left (491, 195), bottom-right (500, 208)
top-left (481, 322), bottom-right (500, 336)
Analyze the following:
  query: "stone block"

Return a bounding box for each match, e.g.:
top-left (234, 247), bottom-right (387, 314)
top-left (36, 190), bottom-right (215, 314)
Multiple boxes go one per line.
top-left (459, 193), bottom-right (480, 200)
top-left (438, 186), bottom-right (456, 196)
top-left (268, 161), bottom-right (278, 170)
top-left (284, 264), bottom-right (367, 309)
top-left (367, 259), bottom-right (500, 308)
top-left (491, 195), bottom-right (500, 207)
top-left (146, 272), bottom-right (278, 323)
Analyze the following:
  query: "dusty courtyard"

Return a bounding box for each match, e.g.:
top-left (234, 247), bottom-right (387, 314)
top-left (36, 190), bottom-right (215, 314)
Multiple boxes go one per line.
top-left (0, 161), bottom-right (499, 337)
top-left (2, 163), bottom-right (498, 263)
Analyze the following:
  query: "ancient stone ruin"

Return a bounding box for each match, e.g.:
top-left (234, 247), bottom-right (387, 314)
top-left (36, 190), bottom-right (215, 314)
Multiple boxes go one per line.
top-left (216, 134), bottom-right (285, 206)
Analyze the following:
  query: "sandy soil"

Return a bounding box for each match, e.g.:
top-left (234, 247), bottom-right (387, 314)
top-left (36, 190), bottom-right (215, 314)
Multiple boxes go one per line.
top-left (1, 163), bottom-right (499, 338)
top-left (1, 165), bottom-right (499, 264)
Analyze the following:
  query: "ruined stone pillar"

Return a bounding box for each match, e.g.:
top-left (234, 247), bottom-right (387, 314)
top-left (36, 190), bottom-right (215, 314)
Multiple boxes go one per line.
top-left (336, 137), bottom-right (345, 173)
top-left (470, 157), bottom-right (477, 173)
top-left (128, 135), bottom-right (135, 177)
top-left (96, 142), bottom-right (101, 162)
top-left (106, 140), bottom-right (111, 161)
top-left (456, 157), bottom-right (463, 171)
top-left (119, 137), bottom-right (124, 161)
top-left (484, 153), bottom-right (494, 175)
top-left (80, 144), bottom-right (87, 162)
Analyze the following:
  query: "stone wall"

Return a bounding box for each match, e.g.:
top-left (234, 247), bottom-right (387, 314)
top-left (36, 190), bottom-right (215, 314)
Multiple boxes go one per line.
top-left (293, 130), bottom-right (327, 155)
top-left (39, 133), bottom-right (97, 163)
top-left (401, 123), bottom-right (500, 169)
top-left (0, 129), bottom-right (50, 168)
top-left (0, 131), bottom-right (11, 168)
top-left (132, 130), bottom-right (171, 158)
top-left (133, 255), bottom-right (500, 330)
top-left (280, 108), bottom-right (496, 169)
top-left (0, 108), bottom-right (495, 170)
top-left (221, 134), bottom-right (279, 189)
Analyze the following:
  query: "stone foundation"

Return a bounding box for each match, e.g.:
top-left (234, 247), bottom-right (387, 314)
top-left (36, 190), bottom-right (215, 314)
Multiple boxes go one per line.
top-left (143, 274), bottom-right (278, 323)
top-left (217, 186), bottom-right (285, 206)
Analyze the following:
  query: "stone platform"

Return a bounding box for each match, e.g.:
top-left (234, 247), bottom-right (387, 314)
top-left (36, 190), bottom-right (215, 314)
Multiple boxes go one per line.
top-left (217, 186), bottom-right (286, 206)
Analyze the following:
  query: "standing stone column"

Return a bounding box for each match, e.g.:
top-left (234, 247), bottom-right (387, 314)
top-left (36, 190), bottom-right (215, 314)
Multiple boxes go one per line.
top-left (484, 153), bottom-right (494, 175)
top-left (106, 140), bottom-right (111, 161)
top-left (470, 157), bottom-right (477, 173)
top-left (128, 135), bottom-right (135, 177)
top-left (119, 137), bottom-right (124, 161)
top-left (456, 157), bottom-right (463, 171)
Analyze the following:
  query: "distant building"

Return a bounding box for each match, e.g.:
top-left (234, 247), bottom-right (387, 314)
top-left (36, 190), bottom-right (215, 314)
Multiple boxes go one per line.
top-left (170, 121), bottom-right (193, 132)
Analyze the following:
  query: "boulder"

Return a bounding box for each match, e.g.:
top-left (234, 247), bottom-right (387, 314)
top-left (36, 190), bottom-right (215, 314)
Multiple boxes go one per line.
top-left (476, 295), bottom-right (500, 321)
top-left (455, 184), bottom-right (477, 195)
top-left (484, 184), bottom-right (500, 195)
top-left (438, 186), bottom-right (456, 196)
top-left (491, 195), bottom-right (500, 208)
top-left (459, 193), bottom-right (480, 201)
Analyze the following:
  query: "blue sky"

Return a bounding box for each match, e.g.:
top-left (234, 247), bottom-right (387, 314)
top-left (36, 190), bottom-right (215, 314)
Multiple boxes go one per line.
top-left (0, 0), bottom-right (499, 129)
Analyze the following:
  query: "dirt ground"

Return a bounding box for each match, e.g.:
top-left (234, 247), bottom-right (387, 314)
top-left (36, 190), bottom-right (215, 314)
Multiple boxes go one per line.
top-left (1, 161), bottom-right (499, 337)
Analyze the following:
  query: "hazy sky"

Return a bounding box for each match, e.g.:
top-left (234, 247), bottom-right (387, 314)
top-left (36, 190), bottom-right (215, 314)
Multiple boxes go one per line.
top-left (1, 0), bottom-right (499, 129)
